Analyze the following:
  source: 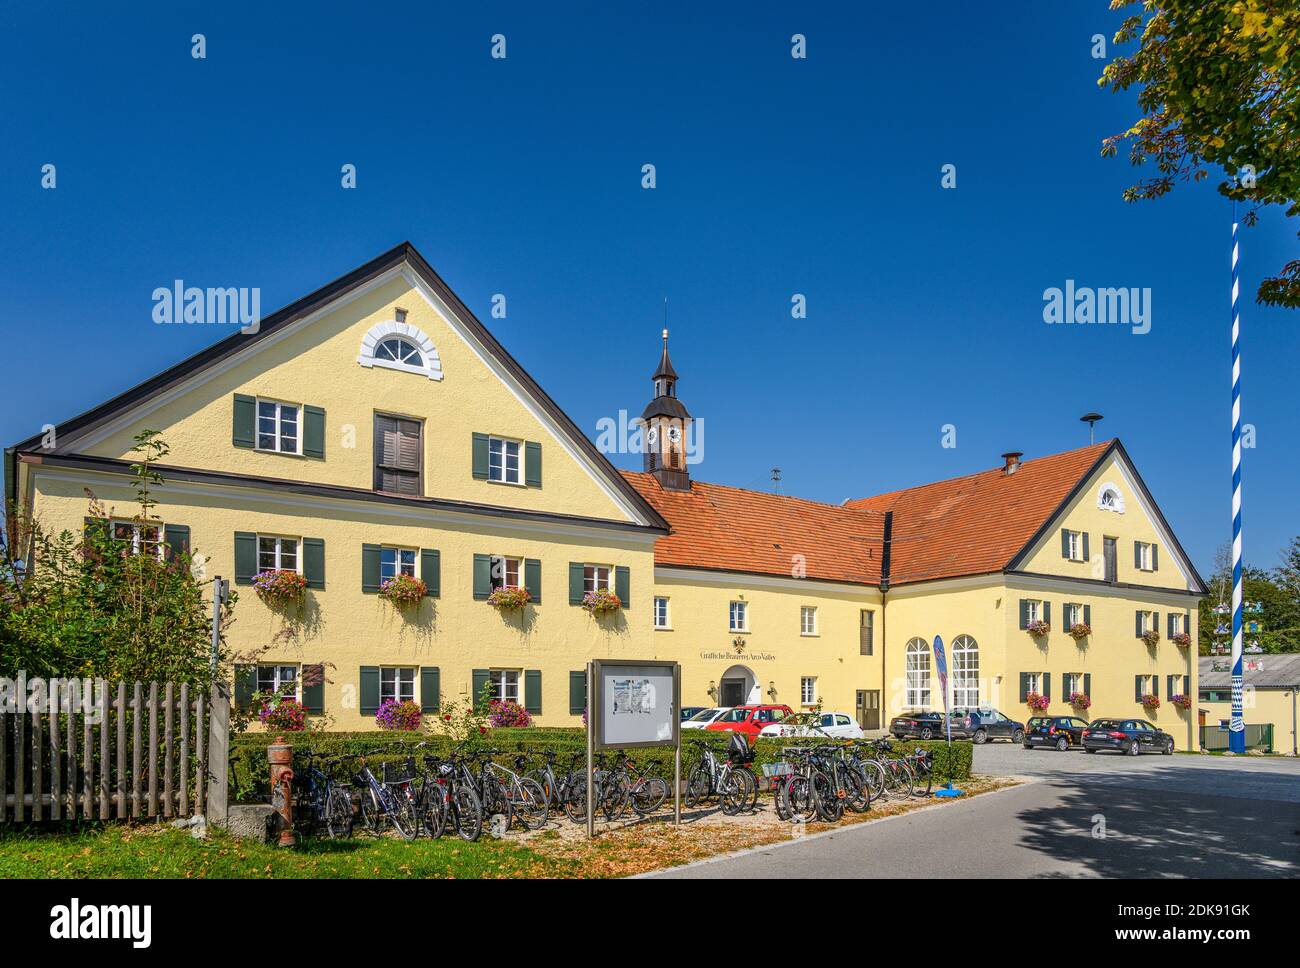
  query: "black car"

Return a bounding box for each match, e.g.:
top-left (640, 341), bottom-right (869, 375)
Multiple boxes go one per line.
top-left (680, 706), bottom-right (708, 721)
top-left (1024, 715), bottom-right (1090, 751)
top-left (1082, 718), bottom-right (1175, 756)
top-left (951, 708), bottom-right (1024, 744)
top-left (889, 711), bottom-right (959, 740)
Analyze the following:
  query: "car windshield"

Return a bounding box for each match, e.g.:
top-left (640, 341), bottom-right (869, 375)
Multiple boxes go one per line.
top-left (1091, 720), bottom-right (1120, 730)
top-left (717, 708), bottom-right (751, 723)
top-left (687, 708), bottom-right (722, 722)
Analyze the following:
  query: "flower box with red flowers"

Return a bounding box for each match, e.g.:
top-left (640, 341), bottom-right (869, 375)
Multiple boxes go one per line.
top-left (1069, 692), bottom-right (1091, 710)
top-left (1141, 629), bottom-right (1161, 647)
top-left (253, 569), bottom-right (307, 606)
top-left (1141, 693), bottom-right (1160, 709)
top-left (1171, 632), bottom-right (1192, 648)
top-left (581, 588), bottom-right (622, 617)
top-left (375, 698), bottom-right (422, 731)
top-left (487, 699), bottom-right (532, 728)
top-left (1025, 692), bottom-right (1050, 711)
top-left (258, 696), bottom-right (307, 731)
top-left (1068, 623), bottom-right (1092, 641)
top-left (1171, 694), bottom-right (1192, 710)
top-left (486, 586), bottom-right (531, 611)
top-left (1026, 620), bottom-right (1050, 637)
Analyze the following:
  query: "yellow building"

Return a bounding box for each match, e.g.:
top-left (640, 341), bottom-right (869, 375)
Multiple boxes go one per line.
top-left (5, 243), bottom-right (1206, 747)
top-left (1198, 654), bottom-right (1299, 754)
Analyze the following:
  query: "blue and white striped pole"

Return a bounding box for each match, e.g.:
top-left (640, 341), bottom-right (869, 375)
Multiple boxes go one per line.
top-left (1229, 203), bottom-right (1246, 753)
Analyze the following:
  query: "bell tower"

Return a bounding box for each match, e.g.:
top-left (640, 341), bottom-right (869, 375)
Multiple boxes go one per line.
top-left (641, 328), bottom-right (692, 490)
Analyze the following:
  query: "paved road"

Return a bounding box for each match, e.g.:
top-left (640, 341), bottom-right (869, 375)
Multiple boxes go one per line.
top-left (647, 746), bottom-right (1300, 878)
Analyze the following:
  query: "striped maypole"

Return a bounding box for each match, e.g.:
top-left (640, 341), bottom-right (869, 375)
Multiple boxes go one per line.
top-left (1229, 203), bottom-right (1246, 753)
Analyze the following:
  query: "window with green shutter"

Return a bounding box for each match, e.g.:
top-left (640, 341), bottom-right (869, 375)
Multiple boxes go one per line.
top-left (232, 394), bottom-right (256, 448)
top-left (302, 538), bottom-right (325, 589)
top-left (361, 544), bottom-right (381, 593)
top-left (524, 558), bottom-right (541, 603)
top-left (301, 663), bottom-right (325, 714)
top-left (569, 670), bottom-right (587, 715)
top-left (359, 666), bottom-right (380, 715)
top-left (303, 405), bottom-right (326, 459)
top-left (524, 669), bottom-right (542, 715)
top-left (234, 532), bottom-right (258, 585)
top-left (615, 566), bottom-right (630, 609)
top-left (471, 669), bottom-right (490, 712)
top-left (420, 667), bottom-right (441, 712)
top-left (421, 549), bottom-right (440, 597)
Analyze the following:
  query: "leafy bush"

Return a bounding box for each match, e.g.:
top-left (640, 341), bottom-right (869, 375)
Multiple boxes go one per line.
top-left (487, 699), bottom-right (531, 727)
top-left (375, 699), bottom-right (422, 731)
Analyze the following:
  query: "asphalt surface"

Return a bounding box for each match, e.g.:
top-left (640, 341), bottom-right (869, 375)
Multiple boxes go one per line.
top-left (646, 744), bottom-right (1300, 878)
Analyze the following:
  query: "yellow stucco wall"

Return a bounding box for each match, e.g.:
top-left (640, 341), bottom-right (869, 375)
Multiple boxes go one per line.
top-left (27, 467), bottom-right (656, 728)
top-left (81, 276), bottom-right (635, 524)
top-left (649, 570), bottom-right (883, 716)
top-left (1200, 689), bottom-right (1298, 754)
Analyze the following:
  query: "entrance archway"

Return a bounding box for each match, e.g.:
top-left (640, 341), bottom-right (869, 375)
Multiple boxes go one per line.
top-left (719, 664), bottom-right (759, 706)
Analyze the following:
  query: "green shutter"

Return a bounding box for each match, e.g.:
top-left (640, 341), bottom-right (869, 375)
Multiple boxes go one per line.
top-left (1019, 599), bottom-right (1031, 629)
top-left (1061, 529), bottom-right (1070, 558)
top-left (1166, 675), bottom-right (1175, 699)
top-left (1134, 675), bottom-right (1143, 702)
top-left (234, 665), bottom-right (255, 710)
top-left (472, 433), bottom-right (490, 480)
top-left (1083, 604), bottom-right (1091, 627)
top-left (1042, 672), bottom-right (1051, 701)
top-left (1019, 672), bottom-right (1030, 703)
top-left (1083, 673), bottom-right (1091, 697)
top-left (303, 405), bottom-right (326, 459)
top-left (421, 549), bottom-right (440, 597)
top-left (303, 538), bottom-right (325, 589)
top-left (361, 544), bottom-right (381, 593)
top-left (164, 524), bottom-right (190, 562)
top-left (420, 667), bottom-right (441, 713)
top-left (301, 664), bottom-right (325, 714)
top-left (525, 441), bottom-right (542, 487)
top-left (569, 671), bottom-right (587, 715)
top-left (1184, 611), bottom-right (1191, 637)
top-left (471, 669), bottom-right (490, 712)
top-left (569, 562), bottom-right (584, 605)
top-left (1167, 613), bottom-right (1174, 638)
top-left (473, 554), bottom-right (492, 600)
top-left (524, 669), bottom-right (542, 715)
top-left (1042, 601), bottom-right (1051, 626)
top-left (1151, 543), bottom-right (1159, 570)
top-left (1135, 611), bottom-right (1143, 638)
top-left (1152, 612), bottom-right (1160, 639)
top-left (524, 558), bottom-right (541, 603)
top-left (1135, 542), bottom-right (1142, 568)
top-left (234, 532), bottom-right (257, 585)
top-left (233, 394), bottom-right (256, 448)
top-left (1082, 532), bottom-right (1090, 561)
top-left (615, 565), bottom-right (630, 609)
top-left (359, 666), bottom-right (380, 715)
top-left (1152, 676), bottom-right (1159, 700)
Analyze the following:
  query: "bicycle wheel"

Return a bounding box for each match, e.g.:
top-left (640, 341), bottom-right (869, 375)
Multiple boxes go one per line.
top-left (811, 771), bottom-right (845, 822)
top-left (564, 775), bottom-right (590, 824)
top-left (783, 776), bottom-right (815, 821)
top-left (326, 786), bottom-right (355, 838)
top-left (630, 776), bottom-right (669, 816)
top-left (883, 761), bottom-right (915, 799)
top-left (718, 772), bottom-right (748, 815)
top-left (453, 786), bottom-right (484, 842)
top-left (525, 769), bottom-right (560, 812)
top-left (730, 766), bottom-right (757, 813)
top-left (913, 761), bottom-right (933, 797)
top-left (420, 785), bottom-right (448, 839)
top-left (841, 763), bottom-right (870, 813)
top-left (859, 758), bottom-right (887, 802)
top-left (774, 775), bottom-right (794, 821)
top-left (601, 771), bottom-right (631, 821)
top-left (515, 778), bottom-right (550, 830)
top-left (684, 766), bottom-right (711, 808)
top-left (359, 785), bottom-right (383, 834)
top-left (387, 785), bottom-right (419, 841)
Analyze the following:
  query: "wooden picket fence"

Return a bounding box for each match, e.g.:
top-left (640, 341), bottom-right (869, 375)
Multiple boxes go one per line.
top-left (0, 678), bottom-right (229, 823)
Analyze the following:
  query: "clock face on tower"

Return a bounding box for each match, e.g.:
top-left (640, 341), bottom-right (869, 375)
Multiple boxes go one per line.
top-left (668, 425), bottom-right (681, 444)
top-left (646, 426), bottom-right (658, 447)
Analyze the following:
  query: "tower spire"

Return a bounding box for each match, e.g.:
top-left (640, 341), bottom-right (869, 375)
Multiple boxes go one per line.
top-left (641, 328), bottom-right (691, 490)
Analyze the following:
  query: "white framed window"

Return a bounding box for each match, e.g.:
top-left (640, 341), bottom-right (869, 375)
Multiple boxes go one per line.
top-left (583, 564), bottom-right (612, 593)
top-left (488, 436), bottom-right (523, 485)
top-left (905, 638), bottom-right (931, 708)
top-left (1065, 530), bottom-right (1084, 561)
top-left (951, 635), bottom-right (980, 708)
top-left (653, 596), bottom-right (670, 630)
top-left (256, 399), bottom-right (300, 454)
top-left (1064, 603), bottom-right (1084, 627)
top-left (1138, 674), bottom-right (1156, 695)
top-left (257, 664), bottom-right (298, 699)
top-left (800, 606), bottom-right (818, 636)
top-left (729, 600), bottom-right (748, 632)
top-left (1064, 672), bottom-right (1085, 695)
top-left (1169, 613), bottom-right (1185, 635)
top-left (491, 555), bottom-right (522, 590)
top-left (258, 535), bottom-right (299, 572)
top-left (380, 666), bottom-right (416, 703)
top-left (111, 520), bottom-right (163, 559)
top-left (1136, 541), bottom-right (1155, 571)
top-left (380, 547), bottom-right (416, 582)
top-left (490, 669), bottom-right (520, 704)
top-left (1139, 610), bottom-right (1156, 634)
top-left (1025, 672), bottom-right (1042, 694)
top-left (374, 337), bottom-right (425, 369)
top-left (800, 677), bottom-right (817, 706)
top-left (1026, 600), bottom-right (1042, 624)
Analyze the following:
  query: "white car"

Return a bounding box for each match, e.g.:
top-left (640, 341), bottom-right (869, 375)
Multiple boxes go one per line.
top-left (681, 707), bottom-right (730, 729)
top-left (759, 712), bottom-right (863, 740)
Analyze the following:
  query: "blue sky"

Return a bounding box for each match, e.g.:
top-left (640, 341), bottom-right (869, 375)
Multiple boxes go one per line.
top-left (2, 1), bottom-right (1296, 578)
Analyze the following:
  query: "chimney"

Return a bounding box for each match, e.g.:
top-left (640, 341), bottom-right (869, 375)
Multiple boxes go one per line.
top-left (1001, 451), bottom-right (1023, 475)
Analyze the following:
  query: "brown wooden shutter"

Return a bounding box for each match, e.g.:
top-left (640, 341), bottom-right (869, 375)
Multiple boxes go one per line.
top-left (374, 414), bottom-right (422, 494)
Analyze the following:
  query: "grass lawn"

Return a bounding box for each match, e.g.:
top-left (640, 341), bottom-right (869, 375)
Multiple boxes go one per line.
top-left (0, 823), bottom-right (583, 879)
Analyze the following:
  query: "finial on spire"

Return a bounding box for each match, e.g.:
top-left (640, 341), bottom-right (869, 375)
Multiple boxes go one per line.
top-left (662, 327), bottom-right (669, 342)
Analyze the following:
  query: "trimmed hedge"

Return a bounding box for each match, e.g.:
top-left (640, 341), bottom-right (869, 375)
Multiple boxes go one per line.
top-left (231, 728), bottom-right (972, 802)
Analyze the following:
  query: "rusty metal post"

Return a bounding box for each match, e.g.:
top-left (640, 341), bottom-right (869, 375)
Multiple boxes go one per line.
top-left (268, 737), bottom-right (295, 846)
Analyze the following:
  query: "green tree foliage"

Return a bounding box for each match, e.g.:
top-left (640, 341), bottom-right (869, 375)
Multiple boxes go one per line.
top-left (1198, 538), bottom-right (1300, 654)
top-left (0, 431), bottom-right (234, 684)
top-left (1099, 0), bottom-right (1300, 307)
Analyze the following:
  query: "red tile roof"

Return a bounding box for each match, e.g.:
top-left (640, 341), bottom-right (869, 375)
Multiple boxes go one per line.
top-left (624, 441), bottom-right (1113, 588)
top-left (845, 441), bottom-right (1112, 585)
top-left (621, 471), bottom-right (885, 585)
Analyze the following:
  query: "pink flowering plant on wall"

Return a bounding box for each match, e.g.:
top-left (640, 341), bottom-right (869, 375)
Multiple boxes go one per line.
top-left (582, 588), bottom-right (621, 616)
top-left (1069, 692), bottom-right (1091, 710)
top-left (487, 698), bottom-right (532, 728)
top-left (1171, 632), bottom-right (1192, 647)
top-left (1171, 694), bottom-right (1192, 710)
top-left (1025, 692), bottom-right (1050, 711)
top-left (257, 693), bottom-right (306, 731)
top-left (1141, 628), bottom-right (1161, 647)
top-left (1141, 693), bottom-right (1161, 709)
top-left (1068, 623), bottom-right (1091, 641)
top-left (486, 586), bottom-right (531, 610)
top-left (253, 569), bottom-right (306, 606)
top-left (378, 574), bottom-right (426, 608)
top-left (1025, 620), bottom-right (1050, 637)
top-left (375, 698), bottom-right (422, 730)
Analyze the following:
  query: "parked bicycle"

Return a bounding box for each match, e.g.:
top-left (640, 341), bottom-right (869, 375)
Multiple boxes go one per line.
top-left (292, 749), bottom-right (354, 838)
top-left (412, 750), bottom-right (484, 842)
top-left (347, 750), bottom-right (419, 840)
top-left (470, 749), bottom-right (549, 831)
top-left (684, 735), bottom-right (756, 815)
